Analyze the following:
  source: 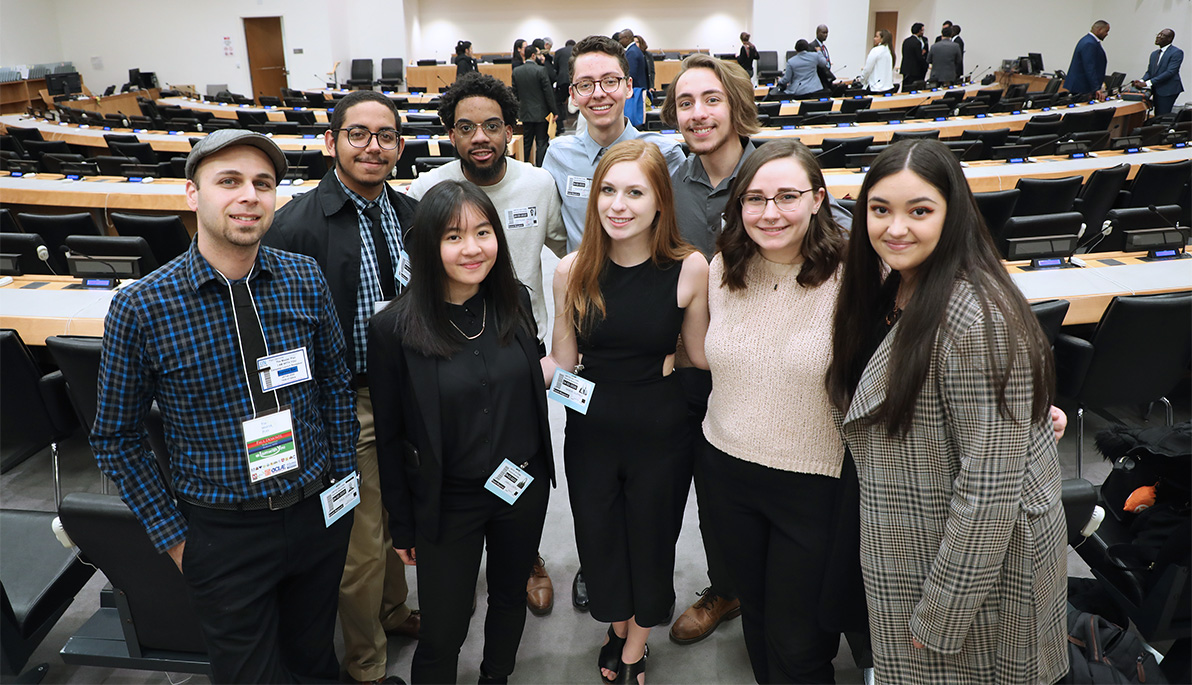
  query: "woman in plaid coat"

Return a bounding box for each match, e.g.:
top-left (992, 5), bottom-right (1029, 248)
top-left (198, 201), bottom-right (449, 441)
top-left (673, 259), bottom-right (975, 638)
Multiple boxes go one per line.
top-left (826, 140), bottom-right (1068, 684)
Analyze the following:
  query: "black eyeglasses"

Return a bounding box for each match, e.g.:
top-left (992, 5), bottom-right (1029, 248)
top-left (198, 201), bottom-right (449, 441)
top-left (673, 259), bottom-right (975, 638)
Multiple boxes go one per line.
top-left (335, 126), bottom-right (401, 150)
top-left (740, 189), bottom-right (813, 214)
top-left (453, 118), bottom-right (505, 137)
top-left (571, 76), bottom-right (625, 96)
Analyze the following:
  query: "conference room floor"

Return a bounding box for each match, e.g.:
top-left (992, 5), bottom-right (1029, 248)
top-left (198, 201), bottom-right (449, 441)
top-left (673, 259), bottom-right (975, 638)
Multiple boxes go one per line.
top-left (5, 246), bottom-right (1187, 684)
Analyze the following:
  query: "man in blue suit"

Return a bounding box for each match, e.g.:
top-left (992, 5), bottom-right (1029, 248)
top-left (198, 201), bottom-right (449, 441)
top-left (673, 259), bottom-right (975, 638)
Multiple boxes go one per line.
top-left (1133, 29), bottom-right (1184, 115)
top-left (1064, 20), bottom-right (1111, 100)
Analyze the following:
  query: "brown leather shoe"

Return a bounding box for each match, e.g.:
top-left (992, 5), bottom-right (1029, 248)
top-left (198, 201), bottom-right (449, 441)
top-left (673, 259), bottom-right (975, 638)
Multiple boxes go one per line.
top-left (387, 609), bottom-right (421, 640)
top-left (526, 556), bottom-right (553, 616)
top-left (669, 588), bottom-right (741, 644)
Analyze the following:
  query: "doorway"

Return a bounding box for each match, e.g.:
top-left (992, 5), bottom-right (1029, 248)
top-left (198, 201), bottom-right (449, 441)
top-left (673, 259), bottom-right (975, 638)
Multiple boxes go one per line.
top-left (243, 16), bottom-right (288, 104)
top-left (874, 11), bottom-right (899, 45)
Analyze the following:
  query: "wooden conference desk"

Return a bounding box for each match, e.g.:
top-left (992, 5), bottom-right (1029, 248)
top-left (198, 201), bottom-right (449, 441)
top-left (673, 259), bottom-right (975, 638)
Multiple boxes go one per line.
top-left (1008, 252), bottom-right (1192, 325)
top-left (0, 113), bottom-right (523, 160)
top-left (405, 64), bottom-right (514, 92)
top-left (5, 253), bottom-right (1187, 344)
top-left (2, 145), bottom-right (1184, 217)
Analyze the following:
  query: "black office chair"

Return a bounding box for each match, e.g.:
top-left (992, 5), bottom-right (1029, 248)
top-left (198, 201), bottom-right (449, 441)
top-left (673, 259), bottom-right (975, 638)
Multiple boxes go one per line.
top-left (109, 212), bottom-right (192, 266)
top-left (394, 140), bottom-right (429, 179)
top-left (817, 137), bottom-right (873, 169)
top-left (757, 102), bottom-right (781, 120)
top-left (1054, 291), bottom-right (1192, 475)
top-left (1072, 164), bottom-right (1130, 239)
top-left (997, 211), bottom-right (1084, 259)
top-left (283, 150), bottom-right (328, 180)
top-left (102, 133), bottom-right (140, 146)
top-left (347, 59), bottom-right (374, 90)
top-left (907, 104), bottom-right (950, 120)
top-left (960, 127), bottom-right (1010, 151)
top-left (973, 189), bottom-right (1020, 239)
top-left (0, 233), bottom-right (52, 277)
top-left (797, 100), bottom-right (833, 117)
top-left (64, 235), bottom-right (159, 276)
top-left (1017, 114), bottom-right (1062, 138)
top-left (0, 209), bottom-right (20, 234)
top-left (890, 129), bottom-right (940, 142)
top-left (284, 110), bottom-right (317, 125)
top-left (840, 97), bottom-right (872, 114)
top-left (1029, 299), bottom-right (1071, 346)
top-left (0, 506), bottom-right (96, 680)
top-left (1118, 160), bottom-right (1192, 209)
top-left (235, 110), bottom-right (270, 128)
top-left (92, 155), bottom-right (135, 176)
top-left (38, 153), bottom-right (87, 175)
top-left (1058, 110), bottom-right (1100, 135)
top-left (855, 109), bottom-right (899, 123)
top-left (284, 96), bottom-right (311, 109)
top-left (13, 213), bottom-right (102, 273)
top-left (0, 329), bottom-right (59, 473)
top-left (107, 141), bottom-right (159, 164)
top-left (58, 493), bottom-right (210, 675)
top-left (20, 140), bottom-right (72, 162)
top-left (1012, 175), bottom-right (1083, 217)
top-left (757, 51), bottom-right (781, 85)
top-left (955, 101), bottom-right (989, 116)
top-left (5, 127), bottom-right (44, 149)
top-left (377, 58), bottom-right (404, 89)
top-left (1013, 134), bottom-right (1060, 157)
top-left (1096, 205), bottom-right (1184, 253)
top-left (258, 96), bottom-right (283, 107)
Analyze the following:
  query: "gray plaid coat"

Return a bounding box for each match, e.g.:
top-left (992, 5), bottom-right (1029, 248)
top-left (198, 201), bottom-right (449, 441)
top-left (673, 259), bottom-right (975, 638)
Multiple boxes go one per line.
top-left (841, 281), bottom-right (1068, 684)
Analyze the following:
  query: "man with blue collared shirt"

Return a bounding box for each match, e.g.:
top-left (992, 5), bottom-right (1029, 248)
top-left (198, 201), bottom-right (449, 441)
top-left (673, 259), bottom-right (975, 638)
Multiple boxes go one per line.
top-left (92, 130), bottom-right (359, 684)
top-left (264, 89), bottom-right (419, 685)
top-left (543, 34), bottom-right (685, 253)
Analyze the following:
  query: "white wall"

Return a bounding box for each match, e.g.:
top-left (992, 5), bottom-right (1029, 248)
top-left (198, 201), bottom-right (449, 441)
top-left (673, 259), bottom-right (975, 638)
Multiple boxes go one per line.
top-left (413, 0), bottom-right (751, 61)
top-left (0, 0), bottom-right (63, 68)
top-left (1092, 0), bottom-right (1190, 105)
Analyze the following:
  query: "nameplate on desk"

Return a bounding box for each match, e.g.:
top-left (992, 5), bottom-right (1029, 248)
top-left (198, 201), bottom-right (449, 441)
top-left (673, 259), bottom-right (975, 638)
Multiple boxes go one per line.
top-left (976, 113), bottom-right (987, 118)
top-left (882, 92), bottom-right (893, 97)
top-left (1123, 147), bottom-right (1141, 154)
top-left (888, 119), bottom-right (901, 124)
top-left (416, 135), bottom-right (430, 139)
top-left (818, 97), bottom-right (830, 101)
top-left (662, 129), bottom-right (677, 134)
top-left (852, 95), bottom-right (864, 99)
top-left (931, 87), bottom-right (939, 91)
top-left (1041, 107), bottom-right (1052, 111)
top-left (934, 116), bottom-right (947, 121)
top-left (782, 125), bottom-right (796, 130)
top-left (837, 122), bottom-right (852, 127)
top-left (781, 100), bottom-right (791, 104)
top-left (1067, 103), bottom-right (1078, 108)
top-left (65, 174), bottom-right (81, 181)
top-left (134, 128), bottom-right (148, 133)
top-left (302, 134), bottom-right (316, 138)
top-left (1174, 141), bottom-right (1188, 148)
top-left (1012, 110), bottom-right (1023, 115)
top-left (102, 126), bottom-right (112, 130)
top-left (1007, 157), bottom-right (1028, 164)
top-left (167, 130), bottom-right (182, 135)
top-left (293, 106), bottom-right (306, 110)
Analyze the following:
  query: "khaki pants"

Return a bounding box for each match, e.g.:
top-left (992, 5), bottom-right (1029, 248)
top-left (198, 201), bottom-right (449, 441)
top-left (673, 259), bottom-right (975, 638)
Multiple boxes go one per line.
top-left (340, 387), bottom-right (412, 682)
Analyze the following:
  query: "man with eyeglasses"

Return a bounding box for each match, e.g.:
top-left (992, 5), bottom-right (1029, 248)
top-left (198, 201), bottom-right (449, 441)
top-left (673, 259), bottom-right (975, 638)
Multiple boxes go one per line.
top-left (405, 71), bottom-right (565, 617)
top-left (543, 34), bottom-right (685, 252)
top-left (512, 44), bottom-right (558, 166)
top-left (265, 89), bottom-right (419, 685)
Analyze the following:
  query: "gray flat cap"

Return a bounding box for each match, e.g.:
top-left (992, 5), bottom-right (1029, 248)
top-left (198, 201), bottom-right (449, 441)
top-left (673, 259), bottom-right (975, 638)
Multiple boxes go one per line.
top-left (184, 129), bottom-right (288, 181)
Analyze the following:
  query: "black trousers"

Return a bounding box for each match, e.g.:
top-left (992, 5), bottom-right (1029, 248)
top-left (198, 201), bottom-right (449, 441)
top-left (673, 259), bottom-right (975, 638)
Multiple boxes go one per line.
top-left (411, 468), bottom-right (549, 684)
top-left (179, 493), bottom-right (352, 684)
top-left (702, 441), bottom-right (841, 684)
top-left (522, 121), bottom-right (550, 166)
top-left (675, 367), bottom-right (735, 600)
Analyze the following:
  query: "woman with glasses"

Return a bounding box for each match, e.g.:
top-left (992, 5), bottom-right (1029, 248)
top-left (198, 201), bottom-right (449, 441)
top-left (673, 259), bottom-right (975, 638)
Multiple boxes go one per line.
top-left (826, 140), bottom-right (1066, 684)
top-left (370, 181), bottom-right (553, 685)
top-left (546, 139), bottom-right (709, 685)
top-left (699, 139), bottom-right (856, 683)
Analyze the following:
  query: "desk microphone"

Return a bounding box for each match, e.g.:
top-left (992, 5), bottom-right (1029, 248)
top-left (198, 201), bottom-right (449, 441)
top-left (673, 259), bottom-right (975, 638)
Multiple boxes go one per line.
top-left (436, 74), bottom-right (451, 91)
top-left (37, 244), bottom-right (57, 275)
top-left (60, 244), bottom-right (118, 278)
top-left (962, 65), bottom-right (981, 85)
top-left (1025, 134), bottom-right (1063, 157)
top-left (1078, 219), bottom-right (1112, 252)
top-left (1147, 204), bottom-right (1181, 231)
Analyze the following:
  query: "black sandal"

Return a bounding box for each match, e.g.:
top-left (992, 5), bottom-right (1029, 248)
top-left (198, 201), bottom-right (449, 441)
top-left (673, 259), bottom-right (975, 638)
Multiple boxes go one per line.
top-left (614, 643), bottom-right (647, 685)
top-left (598, 625), bottom-right (627, 683)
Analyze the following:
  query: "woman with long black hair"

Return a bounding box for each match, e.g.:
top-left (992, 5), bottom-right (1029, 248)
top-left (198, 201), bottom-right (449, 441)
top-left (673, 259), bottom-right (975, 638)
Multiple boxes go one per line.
top-left (370, 180), bottom-right (553, 685)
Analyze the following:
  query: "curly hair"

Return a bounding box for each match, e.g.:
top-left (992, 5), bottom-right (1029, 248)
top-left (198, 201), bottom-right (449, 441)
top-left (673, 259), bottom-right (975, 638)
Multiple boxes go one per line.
top-left (437, 72), bottom-right (520, 131)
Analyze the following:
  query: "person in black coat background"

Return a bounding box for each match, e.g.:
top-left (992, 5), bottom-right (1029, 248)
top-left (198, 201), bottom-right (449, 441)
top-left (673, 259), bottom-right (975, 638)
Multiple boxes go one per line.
top-left (512, 45), bottom-right (558, 166)
top-left (900, 22), bottom-right (929, 90)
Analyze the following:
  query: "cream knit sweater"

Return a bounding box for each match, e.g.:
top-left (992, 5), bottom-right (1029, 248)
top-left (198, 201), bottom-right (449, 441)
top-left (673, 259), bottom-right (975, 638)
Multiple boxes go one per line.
top-left (703, 254), bottom-right (845, 477)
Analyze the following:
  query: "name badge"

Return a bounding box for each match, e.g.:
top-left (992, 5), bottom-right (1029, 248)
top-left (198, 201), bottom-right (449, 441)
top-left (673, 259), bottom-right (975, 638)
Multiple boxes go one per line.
top-left (547, 368), bottom-right (595, 414)
top-left (566, 175), bottom-right (591, 199)
top-left (374, 300), bottom-right (392, 315)
top-left (397, 248), bottom-right (412, 287)
top-left (320, 471), bottom-right (360, 527)
top-left (484, 459), bottom-right (534, 505)
top-left (243, 408), bottom-right (300, 483)
top-left (505, 206), bottom-right (539, 230)
top-left (257, 347), bottom-right (311, 392)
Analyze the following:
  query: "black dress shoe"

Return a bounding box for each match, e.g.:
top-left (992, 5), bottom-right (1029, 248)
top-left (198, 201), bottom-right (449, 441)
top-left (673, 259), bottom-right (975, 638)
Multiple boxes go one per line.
top-left (572, 568), bottom-right (590, 611)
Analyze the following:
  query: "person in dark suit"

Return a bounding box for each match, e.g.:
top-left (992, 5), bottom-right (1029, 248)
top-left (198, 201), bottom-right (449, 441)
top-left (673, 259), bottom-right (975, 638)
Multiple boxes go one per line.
top-left (900, 22), bottom-right (929, 89)
top-left (927, 26), bottom-right (962, 85)
top-left (512, 45), bottom-right (558, 166)
top-left (553, 39), bottom-right (575, 137)
top-left (263, 89), bottom-right (421, 685)
top-left (950, 24), bottom-right (965, 75)
top-left (1064, 20), bottom-right (1111, 100)
top-left (370, 180), bottom-right (553, 685)
top-left (1132, 28), bottom-right (1184, 115)
top-left (933, 20), bottom-right (952, 44)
